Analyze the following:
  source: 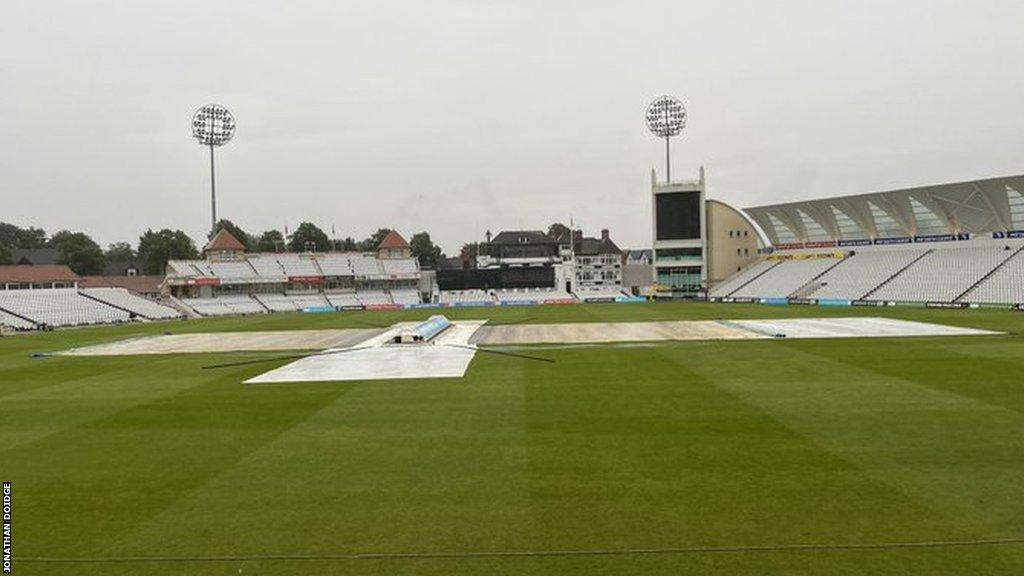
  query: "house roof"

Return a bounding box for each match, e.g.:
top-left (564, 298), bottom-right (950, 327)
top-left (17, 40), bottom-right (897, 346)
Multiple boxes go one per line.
top-left (489, 230), bottom-right (554, 245)
top-left (626, 249), bottom-right (652, 260)
top-left (574, 236), bottom-right (621, 256)
top-left (0, 265), bottom-right (80, 284)
top-left (78, 275), bottom-right (164, 294)
top-left (377, 230), bottom-right (409, 250)
top-left (204, 229), bottom-right (246, 252)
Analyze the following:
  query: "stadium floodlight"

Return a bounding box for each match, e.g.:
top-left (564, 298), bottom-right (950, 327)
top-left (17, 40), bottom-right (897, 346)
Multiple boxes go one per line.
top-left (191, 104), bottom-right (236, 233)
top-left (645, 96), bottom-right (687, 183)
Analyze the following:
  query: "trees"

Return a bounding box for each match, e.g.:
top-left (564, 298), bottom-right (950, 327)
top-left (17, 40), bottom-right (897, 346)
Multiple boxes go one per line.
top-left (286, 222), bottom-right (330, 252)
top-left (211, 219), bottom-right (253, 250)
top-left (137, 229), bottom-right (199, 275)
top-left (547, 222), bottom-right (571, 241)
top-left (0, 242), bottom-right (10, 265)
top-left (50, 230), bottom-right (106, 275)
top-left (105, 242), bottom-right (136, 262)
top-left (357, 228), bottom-right (393, 252)
top-left (255, 230), bottom-right (286, 252)
top-left (337, 237), bottom-right (357, 251)
top-left (0, 222), bottom-right (47, 249)
top-left (409, 232), bottom-right (443, 269)
top-left (458, 242), bottom-right (480, 268)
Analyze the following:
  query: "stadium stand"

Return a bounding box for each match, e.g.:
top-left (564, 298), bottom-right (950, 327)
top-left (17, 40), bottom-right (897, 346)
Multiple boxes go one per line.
top-left (182, 295), bottom-right (266, 316)
top-left (493, 287), bottom-right (574, 304)
top-left (382, 258), bottom-right (418, 276)
top-left (349, 256), bottom-right (384, 277)
top-left (708, 260), bottom-right (780, 297)
top-left (276, 254), bottom-right (321, 277)
top-left (246, 255), bottom-right (288, 280)
top-left (356, 289), bottom-right (392, 306)
top-left (0, 309), bottom-right (36, 330)
top-left (0, 288), bottom-right (131, 327)
top-left (808, 249), bottom-right (929, 300)
top-left (389, 288), bottom-right (422, 305)
top-left (80, 287), bottom-right (181, 320)
top-left (209, 261), bottom-right (257, 281)
top-left (288, 293), bottom-right (332, 309)
top-left (869, 245), bottom-right (1018, 303)
top-left (730, 258), bottom-right (840, 299)
top-left (325, 292), bottom-right (362, 308)
top-left (573, 286), bottom-right (628, 300)
top-left (438, 290), bottom-right (493, 305)
top-left (960, 247), bottom-right (1024, 304)
top-left (316, 253), bottom-right (354, 276)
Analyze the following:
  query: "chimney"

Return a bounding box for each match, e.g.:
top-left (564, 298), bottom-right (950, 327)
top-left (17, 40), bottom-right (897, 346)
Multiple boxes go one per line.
top-left (601, 228), bottom-right (609, 241)
top-left (485, 229), bottom-right (492, 243)
top-left (572, 229), bottom-right (583, 242)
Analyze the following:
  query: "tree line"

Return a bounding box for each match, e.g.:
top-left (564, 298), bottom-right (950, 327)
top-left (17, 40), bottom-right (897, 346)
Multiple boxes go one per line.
top-left (0, 220), bottom-right (447, 275)
top-left (1, 220), bottom-right (576, 275)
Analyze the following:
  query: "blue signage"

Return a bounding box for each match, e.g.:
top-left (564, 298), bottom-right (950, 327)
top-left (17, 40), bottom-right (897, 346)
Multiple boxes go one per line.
top-left (993, 230), bottom-right (1024, 239)
top-left (873, 236), bottom-right (912, 245)
top-left (838, 239), bottom-right (872, 247)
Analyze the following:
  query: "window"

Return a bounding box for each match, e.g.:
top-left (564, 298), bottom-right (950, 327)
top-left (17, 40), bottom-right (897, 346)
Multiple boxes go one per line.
top-left (729, 230), bottom-right (734, 237)
top-left (910, 197), bottom-right (946, 235)
top-left (768, 213), bottom-right (798, 243)
top-left (869, 202), bottom-right (904, 238)
top-left (744, 248), bottom-right (749, 255)
top-left (831, 205), bottom-right (867, 240)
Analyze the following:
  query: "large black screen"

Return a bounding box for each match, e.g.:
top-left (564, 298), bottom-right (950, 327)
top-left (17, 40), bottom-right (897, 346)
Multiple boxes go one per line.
top-left (656, 192), bottom-right (701, 240)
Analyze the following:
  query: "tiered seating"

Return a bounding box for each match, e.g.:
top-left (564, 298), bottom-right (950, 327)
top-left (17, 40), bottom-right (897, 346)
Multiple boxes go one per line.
top-left (80, 288), bottom-right (181, 319)
top-left (871, 246), bottom-right (1015, 303)
top-left (389, 288), bottom-right (421, 305)
top-left (315, 254), bottom-right (354, 276)
top-left (731, 258), bottom-right (839, 299)
top-left (325, 292), bottom-right (361, 308)
top-left (381, 259), bottom-right (418, 276)
top-left (0, 309), bottom-right (36, 330)
top-left (438, 290), bottom-right (493, 304)
top-left (0, 288), bottom-right (130, 327)
top-left (182, 295), bottom-right (265, 316)
top-left (573, 286), bottom-right (627, 299)
top-left (288, 293), bottom-right (331, 309)
top-left (247, 256), bottom-right (287, 280)
top-left (209, 261), bottom-right (256, 281)
top-left (809, 249), bottom-right (926, 300)
top-left (253, 293), bottom-right (298, 312)
top-left (349, 256), bottom-right (383, 277)
top-left (709, 260), bottom-right (778, 297)
top-left (961, 248), bottom-right (1024, 304)
top-left (493, 287), bottom-right (574, 303)
top-left (276, 255), bottom-right (321, 277)
top-left (356, 290), bottom-right (391, 305)
top-left (167, 260), bottom-right (199, 276)
top-left (190, 261), bottom-right (216, 277)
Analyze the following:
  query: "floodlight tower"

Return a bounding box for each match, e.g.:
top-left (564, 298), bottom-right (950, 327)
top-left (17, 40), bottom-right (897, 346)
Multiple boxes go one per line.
top-left (645, 96), bottom-right (687, 183)
top-left (191, 104), bottom-right (236, 234)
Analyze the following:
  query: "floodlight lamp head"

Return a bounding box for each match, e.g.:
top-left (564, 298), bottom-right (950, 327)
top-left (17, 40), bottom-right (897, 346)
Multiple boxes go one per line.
top-left (191, 104), bottom-right (236, 147)
top-left (645, 96), bottom-right (686, 138)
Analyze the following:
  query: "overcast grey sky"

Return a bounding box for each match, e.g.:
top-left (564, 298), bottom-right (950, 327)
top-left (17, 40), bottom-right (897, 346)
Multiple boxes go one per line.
top-left (3, 0), bottom-right (1024, 253)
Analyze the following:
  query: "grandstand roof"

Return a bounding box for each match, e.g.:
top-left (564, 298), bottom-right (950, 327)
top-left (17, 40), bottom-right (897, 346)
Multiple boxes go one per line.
top-left (377, 230), bottom-right (409, 250)
top-left (744, 174), bottom-right (1024, 245)
top-left (204, 229), bottom-right (246, 252)
top-left (0, 264), bottom-right (79, 283)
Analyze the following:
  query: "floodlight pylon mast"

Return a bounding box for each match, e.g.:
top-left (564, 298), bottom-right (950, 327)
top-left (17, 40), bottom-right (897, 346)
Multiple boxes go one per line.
top-left (209, 142), bottom-right (217, 233)
top-left (665, 135), bottom-right (671, 183)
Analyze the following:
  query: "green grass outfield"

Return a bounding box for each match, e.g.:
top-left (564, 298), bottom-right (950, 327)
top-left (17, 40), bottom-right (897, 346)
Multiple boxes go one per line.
top-left (3, 302), bottom-right (1023, 575)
